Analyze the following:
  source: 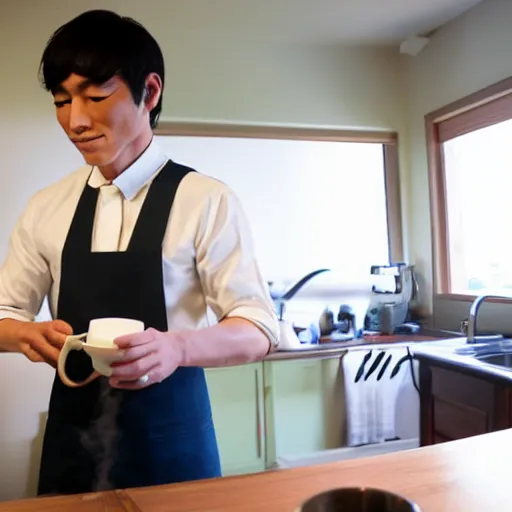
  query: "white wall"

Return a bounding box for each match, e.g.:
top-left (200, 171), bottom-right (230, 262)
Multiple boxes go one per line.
top-left (403, 0), bottom-right (512, 329)
top-left (0, 0), bottom-right (405, 501)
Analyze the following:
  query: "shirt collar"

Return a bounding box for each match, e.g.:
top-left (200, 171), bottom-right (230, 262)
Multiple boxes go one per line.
top-left (87, 137), bottom-right (169, 200)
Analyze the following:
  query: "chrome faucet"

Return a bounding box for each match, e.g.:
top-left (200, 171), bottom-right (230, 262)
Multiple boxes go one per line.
top-left (466, 294), bottom-right (511, 343)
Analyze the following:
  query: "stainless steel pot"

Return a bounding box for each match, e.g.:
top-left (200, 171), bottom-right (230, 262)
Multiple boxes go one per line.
top-left (298, 487), bottom-right (421, 512)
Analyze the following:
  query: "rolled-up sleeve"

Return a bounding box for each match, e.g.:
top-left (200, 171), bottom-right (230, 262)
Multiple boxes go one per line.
top-left (0, 197), bottom-right (52, 323)
top-left (195, 184), bottom-right (279, 346)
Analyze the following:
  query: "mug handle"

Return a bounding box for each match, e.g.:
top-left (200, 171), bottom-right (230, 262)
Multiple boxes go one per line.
top-left (57, 333), bottom-right (100, 388)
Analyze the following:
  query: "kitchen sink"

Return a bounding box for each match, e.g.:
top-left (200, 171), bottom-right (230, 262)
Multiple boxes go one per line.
top-left (454, 338), bottom-right (512, 357)
top-left (413, 336), bottom-right (512, 375)
top-left (454, 338), bottom-right (512, 371)
top-left (476, 353), bottom-right (512, 369)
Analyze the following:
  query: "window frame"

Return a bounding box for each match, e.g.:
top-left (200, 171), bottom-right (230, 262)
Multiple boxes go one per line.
top-left (154, 121), bottom-right (403, 264)
top-left (425, 76), bottom-right (512, 303)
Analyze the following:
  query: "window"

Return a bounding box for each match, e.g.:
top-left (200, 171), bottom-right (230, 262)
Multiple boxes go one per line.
top-left (154, 123), bottom-right (402, 284)
top-left (426, 77), bottom-right (512, 298)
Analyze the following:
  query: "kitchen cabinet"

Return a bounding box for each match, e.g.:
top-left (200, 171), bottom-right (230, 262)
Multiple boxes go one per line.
top-left (263, 357), bottom-right (345, 468)
top-left (205, 363), bottom-right (265, 476)
top-left (418, 361), bottom-right (512, 445)
top-left (206, 355), bottom-right (346, 476)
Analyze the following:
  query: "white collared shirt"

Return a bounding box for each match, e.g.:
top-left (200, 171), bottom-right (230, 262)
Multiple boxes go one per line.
top-left (0, 138), bottom-right (278, 345)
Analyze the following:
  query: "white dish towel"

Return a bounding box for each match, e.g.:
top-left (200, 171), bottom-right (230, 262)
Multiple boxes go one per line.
top-left (342, 347), bottom-right (409, 446)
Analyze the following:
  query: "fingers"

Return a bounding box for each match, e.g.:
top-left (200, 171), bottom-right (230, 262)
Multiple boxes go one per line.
top-left (45, 324), bottom-right (70, 349)
top-left (20, 344), bottom-right (47, 364)
top-left (26, 332), bottom-right (60, 366)
top-left (51, 320), bottom-right (73, 336)
top-left (114, 329), bottom-right (156, 349)
top-left (110, 350), bottom-right (161, 382)
top-left (110, 363), bottom-right (161, 390)
top-left (109, 329), bottom-right (176, 389)
top-left (14, 320), bottom-right (71, 367)
top-left (113, 342), bottom-right (157, 364)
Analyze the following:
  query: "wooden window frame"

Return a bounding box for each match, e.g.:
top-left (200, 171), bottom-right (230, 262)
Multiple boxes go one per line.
top-left (425, 76), bottom-right (512, 303)
top-left (154, 122), bottom-right (403, 263)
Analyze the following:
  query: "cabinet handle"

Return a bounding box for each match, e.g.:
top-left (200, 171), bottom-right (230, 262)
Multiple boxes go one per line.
top-left (255, 369), bottom-right (262, 459)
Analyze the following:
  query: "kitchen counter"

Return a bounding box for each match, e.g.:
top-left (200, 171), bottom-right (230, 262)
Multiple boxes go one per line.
top-left (3, 429), bottom-right (512, 511)
top-left (412, 336), bottom-right (512, 383)
top-left (265, 330), bottom-right (455, 361)
top-left (412, 336), bottom-right (512, 447)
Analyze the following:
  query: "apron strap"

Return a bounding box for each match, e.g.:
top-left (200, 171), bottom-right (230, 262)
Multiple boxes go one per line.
top-left (63, 183), bottom-right (100, 255)
top-left (127, 160), bottom-right (193, 252)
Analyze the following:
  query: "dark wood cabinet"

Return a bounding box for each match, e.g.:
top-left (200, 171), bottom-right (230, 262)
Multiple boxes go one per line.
top-left (419, 360), bottom-right (512, 446)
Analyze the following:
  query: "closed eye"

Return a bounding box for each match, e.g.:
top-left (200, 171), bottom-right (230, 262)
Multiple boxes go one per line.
top-left (89, 96), bottom-right (109, 103)
top-left (54, 99), bottom-right (71, 108)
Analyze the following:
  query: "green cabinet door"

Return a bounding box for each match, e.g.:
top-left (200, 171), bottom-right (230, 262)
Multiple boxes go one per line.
top-left (263, 356), bottom-right (345, 468)
top-left (206, 363), bottom-right (265, 476)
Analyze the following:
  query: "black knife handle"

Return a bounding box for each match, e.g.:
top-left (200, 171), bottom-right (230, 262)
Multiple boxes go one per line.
top-left (376, 353), bottom-right (393, 381)
top-left (354, 350), bottom-right (372, 383)
top-left (364, 351), bottom-right (385, 381)
top-left (390, 355), bottom-right (409, 379)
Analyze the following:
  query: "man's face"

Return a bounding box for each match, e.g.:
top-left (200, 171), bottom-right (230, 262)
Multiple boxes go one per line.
top-left (52, 73), bottom-right (152, 174)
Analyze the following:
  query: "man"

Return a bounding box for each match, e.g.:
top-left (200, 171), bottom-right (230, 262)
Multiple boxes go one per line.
top-left (0, 10), bottom-right (278, 495)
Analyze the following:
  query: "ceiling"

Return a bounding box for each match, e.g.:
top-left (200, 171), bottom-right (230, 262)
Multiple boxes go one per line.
top-left (145, 0), bottom-right (484, 45)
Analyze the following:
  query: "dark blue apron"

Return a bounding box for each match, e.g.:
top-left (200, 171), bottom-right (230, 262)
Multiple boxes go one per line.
top-left (37, 160), bottom-right (221, 495)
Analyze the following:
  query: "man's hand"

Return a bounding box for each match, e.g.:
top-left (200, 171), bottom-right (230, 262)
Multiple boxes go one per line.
top-left (0, 319), bottom-right (73, 367)
top-left (110, 328), bottom-right (185, 389)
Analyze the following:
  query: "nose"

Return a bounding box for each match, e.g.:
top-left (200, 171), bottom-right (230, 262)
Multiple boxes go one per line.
top-left (68, 99), bottom-right (92, 134)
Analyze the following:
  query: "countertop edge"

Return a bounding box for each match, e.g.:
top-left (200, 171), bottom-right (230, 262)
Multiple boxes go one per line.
top-left (413, 349), bottom-right (512, 383)
top-left (265, 330), bottom-right (458, 361)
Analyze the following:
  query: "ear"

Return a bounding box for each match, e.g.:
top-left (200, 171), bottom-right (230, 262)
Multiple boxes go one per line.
top-left (141, 73), bottom-right (162, 112)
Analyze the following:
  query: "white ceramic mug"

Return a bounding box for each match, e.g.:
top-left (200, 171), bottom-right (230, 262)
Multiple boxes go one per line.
top-left (57, 317), bottom-right (145, 388)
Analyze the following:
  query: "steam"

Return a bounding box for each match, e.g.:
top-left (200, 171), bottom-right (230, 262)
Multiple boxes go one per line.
top-left (78, 378), bottom-right (124, 491)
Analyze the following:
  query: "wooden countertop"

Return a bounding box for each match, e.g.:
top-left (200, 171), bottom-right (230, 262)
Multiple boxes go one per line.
top-left (4, 429), bottom-right (512, 511)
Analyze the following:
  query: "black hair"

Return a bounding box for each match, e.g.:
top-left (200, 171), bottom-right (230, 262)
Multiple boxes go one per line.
top-left (39, 10), bottom-right (165, 128)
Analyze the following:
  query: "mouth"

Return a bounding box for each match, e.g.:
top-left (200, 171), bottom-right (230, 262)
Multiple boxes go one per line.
top-left (71, 135), bottom-right (104, 152)
top-left (71, 135), bottom-right (103, 144)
